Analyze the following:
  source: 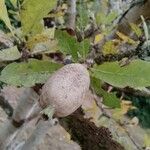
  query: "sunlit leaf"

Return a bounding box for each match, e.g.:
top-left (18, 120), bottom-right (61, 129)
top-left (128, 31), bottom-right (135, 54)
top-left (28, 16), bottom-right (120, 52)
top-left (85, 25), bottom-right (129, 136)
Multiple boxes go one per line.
top-left (20, 0), bottom-right (56, 35)
top-left (0, 46), bottom-right (21, 61)
top-left (0, 0), bottom-right (13, 33)
top-left (0, 59), bottom-right (62, 87)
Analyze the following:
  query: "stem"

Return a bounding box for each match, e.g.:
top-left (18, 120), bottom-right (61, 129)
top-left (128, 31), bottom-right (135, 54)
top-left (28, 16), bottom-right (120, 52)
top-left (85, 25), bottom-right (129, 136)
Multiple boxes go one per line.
top-left (66, 0), bottom-right (77, 34)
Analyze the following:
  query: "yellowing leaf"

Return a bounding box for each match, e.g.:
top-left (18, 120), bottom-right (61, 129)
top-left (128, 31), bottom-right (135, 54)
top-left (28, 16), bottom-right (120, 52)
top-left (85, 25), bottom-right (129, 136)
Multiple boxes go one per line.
top-left (27, 28), bottom-right (58, 54)
top-left (32, 40), bottom-right (58, 54)
top-left (120, 100), bottom-right (134, 114)
top-left (0, 0), bottom-right (13, 33)
top-left (144, 132), bottom-right (150, 147)
top-left (94, 34), bottom-right (104, 44)
top-left (20, 0), bottom-right (56, 35)
top-left (102, 40), bottom-right (118, 55)
top-left (27, 34), bottom-right (49, 50)
top-left (112, 101), bottom-right (135, 122)
top-left (116, 31), bottom-right (137, 44)
top-left (112, 108), bottom-right (124, 121)
top-left (82, 91), bottom-right (102, 125)
top-left (42, 28), bottom-right (55, 39)
top-left (61, 3), bottom-right (68, 10)
top-left (0, 46), bottom-right (21, 61)
top-left (46, 11), bottom-right (64, 18)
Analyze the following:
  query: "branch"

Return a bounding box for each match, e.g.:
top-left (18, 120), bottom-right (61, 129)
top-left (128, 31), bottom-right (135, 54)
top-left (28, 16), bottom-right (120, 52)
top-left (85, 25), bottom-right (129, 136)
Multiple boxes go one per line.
top-left (117, 0), bottom-right (150, 35)
top-left (66, 0), bottom-right (77, 35)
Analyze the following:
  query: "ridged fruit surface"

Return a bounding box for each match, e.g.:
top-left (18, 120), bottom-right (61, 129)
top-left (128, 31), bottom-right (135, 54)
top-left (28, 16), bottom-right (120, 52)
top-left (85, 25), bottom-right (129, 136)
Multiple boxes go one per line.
top-left (40, 63), bottom-right (90, 117)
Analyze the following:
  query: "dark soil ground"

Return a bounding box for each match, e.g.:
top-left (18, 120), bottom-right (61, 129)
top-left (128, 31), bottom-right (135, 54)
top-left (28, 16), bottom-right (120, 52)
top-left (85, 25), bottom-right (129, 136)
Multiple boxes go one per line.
top-left (61, 109), bottom-right (124, 150)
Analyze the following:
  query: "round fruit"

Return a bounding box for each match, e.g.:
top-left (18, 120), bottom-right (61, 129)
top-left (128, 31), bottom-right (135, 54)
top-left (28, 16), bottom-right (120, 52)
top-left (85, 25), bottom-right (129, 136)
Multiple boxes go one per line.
top-left (40, 63), bottom-right (90, 117)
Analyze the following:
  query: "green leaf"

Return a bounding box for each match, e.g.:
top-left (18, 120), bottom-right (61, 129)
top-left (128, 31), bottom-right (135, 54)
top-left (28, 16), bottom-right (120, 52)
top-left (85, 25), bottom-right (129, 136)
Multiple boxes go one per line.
top-left (91, 59), bottom-right (150, 89)
top-left (95, 1), bottom-right (111, 25)
top-left (95, 12), bottom-right (105, 25)
top-left (104, 11), bottom-right (117, 25)
top-left (78, 39), bottom-right (90, 61)
top-left (0, 0), bottom-right (13, 33)
top-left (96, 11), bottom-right (117, 26)
top-left (91, 77), bottom-right (120, 108)
top-left (130, 23), bottom-right (142, 37)
top-left (10, 0), bottom-right (18, 8)
top-left (96, 11), bottom-right (117, 35)
top-left (55, 30), bottom-right (90, 62)
top-left (0, 46), bottom-right (21, 61)
top-left (20, 0), bottom-right (56, 35)
top-left (55, 30), bottom-right (78, 61)
top-left (0, 59), bottom-right (62, 87)
top-left (77, 1), bottom-right (89, 31)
